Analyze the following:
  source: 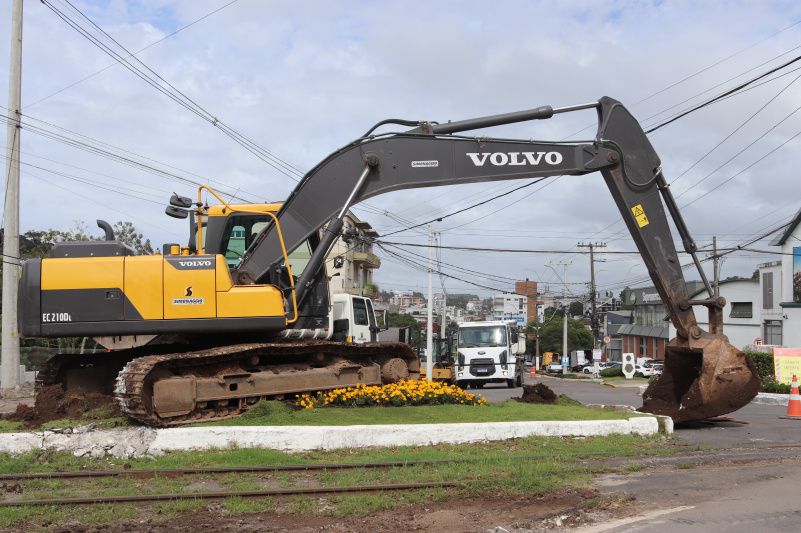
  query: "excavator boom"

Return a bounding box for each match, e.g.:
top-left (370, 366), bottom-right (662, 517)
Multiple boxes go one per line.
top-left (236, 96), bottom-right (758, 422)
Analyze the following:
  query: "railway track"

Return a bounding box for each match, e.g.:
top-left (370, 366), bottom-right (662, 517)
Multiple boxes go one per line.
top-left (0, 481), bottom-right (461, 508)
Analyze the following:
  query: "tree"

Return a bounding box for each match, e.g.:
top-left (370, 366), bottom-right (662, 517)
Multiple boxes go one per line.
top-left (387, 312), bottom-right (422, 345)
top-left (568, 301), bottom-right (584, 317)
top-left (535, 315), bottom-right (593, 354)
top-left (445, 293), bottom-right (479, 309)
top-left (112, 221), bottom-right (153, 254)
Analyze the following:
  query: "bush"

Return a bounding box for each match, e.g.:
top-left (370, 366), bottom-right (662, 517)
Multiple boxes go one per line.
top-left (600, 367), bottom-right (624, 378)
top-left (760, 377), bottom-right (791, 394)
top-left (744, 351), bottom-right (774, 380)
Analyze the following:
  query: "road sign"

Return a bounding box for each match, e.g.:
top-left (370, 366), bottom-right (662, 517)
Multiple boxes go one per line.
top-left (603, 335), bottom-right (612, 345)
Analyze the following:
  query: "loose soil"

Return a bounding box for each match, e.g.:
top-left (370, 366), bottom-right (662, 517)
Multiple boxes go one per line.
top-left (37, 489), bottom-right (635, 533)
top-left (518, 383), bottom-right (557, 404)
top-left (5, 385), bottom-right (118, 427)
top-left (0, 383), bottom-right (34, 415)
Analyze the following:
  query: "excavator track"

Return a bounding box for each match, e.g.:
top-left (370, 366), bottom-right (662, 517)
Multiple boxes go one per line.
top-left (114, 341), bottom-right (419, 427)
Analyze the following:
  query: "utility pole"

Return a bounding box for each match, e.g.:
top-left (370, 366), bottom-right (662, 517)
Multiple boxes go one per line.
top-left (712, 236), bottom-right (719, 298)
top-left (425, 224), bottom-right (433, 381)
top-left (435, 233), bottom-right (446, 345)
top-left (578, 242), bottom-right (606, 348)
top-left (547, 261), bottom-right (572, 369)
top-left (1, 0), bottom-right (23, 390)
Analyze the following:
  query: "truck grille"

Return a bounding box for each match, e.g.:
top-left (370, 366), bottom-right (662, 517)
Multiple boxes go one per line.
top-left (469, 358), bottom-right (496, 377)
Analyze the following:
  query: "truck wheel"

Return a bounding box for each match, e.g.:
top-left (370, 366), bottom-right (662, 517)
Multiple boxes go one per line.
top-left (506, 379), bottom-right (515, 388)
top-left (455, 380), bottom-right (466, 389)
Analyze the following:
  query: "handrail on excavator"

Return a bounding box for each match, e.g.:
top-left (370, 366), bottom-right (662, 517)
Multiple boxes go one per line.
top-left (195, 185), bottom-right (299, 325)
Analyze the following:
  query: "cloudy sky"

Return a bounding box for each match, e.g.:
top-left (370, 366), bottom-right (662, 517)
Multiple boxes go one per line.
top-left (2, 0), bottom-right (800, 301)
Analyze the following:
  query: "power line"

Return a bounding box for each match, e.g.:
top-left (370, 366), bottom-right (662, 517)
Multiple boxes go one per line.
top-left (41, 0), bottom-right (307, 182)
top-left (381, 178), bottom-right (549, 237)
top-left (26, 0), bottom-right (242, 109)
top-left (645, 52), bottom-right (801, 133)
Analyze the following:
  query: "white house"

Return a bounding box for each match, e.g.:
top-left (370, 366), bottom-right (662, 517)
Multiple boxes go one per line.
top-left (667, 207), bottom-right (801, 349)
top-left (669, 278), bottom-right (761, 350)
top-left (767, 208), bottom-right (801, 347)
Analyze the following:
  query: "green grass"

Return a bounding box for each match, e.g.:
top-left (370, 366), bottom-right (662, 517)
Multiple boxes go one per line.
top-left (194, 398), bottom-right (636, 428)
top-left (0, 432), bottom-right (676, 529)
top-left (0, 420), bottom-right (24, 432)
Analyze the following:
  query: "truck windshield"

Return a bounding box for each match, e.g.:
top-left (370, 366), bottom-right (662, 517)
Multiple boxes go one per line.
top-left (458, 326), bottom-right (507, 348)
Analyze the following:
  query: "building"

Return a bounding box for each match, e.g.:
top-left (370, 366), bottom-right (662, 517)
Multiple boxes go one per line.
top-left (492, 293), bottom-right (528, 326)
top-left (667, 277), bottom-right (760, 350)
top-left (618, 282), bottom-right (705, 360)
top-left (604, 310), bottom-right (632, 361)
top-left (515, 279), bottom-right (540, 322)
top-left (390, 291), bottom-right (425, 313)
top-left (665, 208), bottom-right (801, 350)
top-left (324, 211), bottom-right (380, 297)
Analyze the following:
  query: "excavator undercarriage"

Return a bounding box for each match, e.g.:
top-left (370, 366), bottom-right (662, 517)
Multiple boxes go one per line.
top-left (38, 341), bottom-right (417, 427)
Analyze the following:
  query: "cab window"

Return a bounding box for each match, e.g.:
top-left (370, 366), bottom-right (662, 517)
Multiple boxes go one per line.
top-left (220, 215), bottom-right (270, 268)
top-left (353, 298), bottom-right (369, 326)
top-left (286, 240), bottom-right (313, 275)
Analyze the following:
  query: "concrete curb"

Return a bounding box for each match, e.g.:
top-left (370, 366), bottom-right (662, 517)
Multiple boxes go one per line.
top-left (0, 417), bottom-right (666, 458)
top-left (751, 392), bottom-right (789, 406)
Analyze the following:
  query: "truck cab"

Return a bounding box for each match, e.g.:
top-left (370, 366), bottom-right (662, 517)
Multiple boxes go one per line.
top-left (330, 293), bottom-right (387, 344)
top-left (454, 320), bottom-right (526, 389)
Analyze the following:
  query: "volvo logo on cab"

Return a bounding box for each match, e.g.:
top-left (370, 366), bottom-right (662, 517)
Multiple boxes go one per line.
top-left (169, 257), bottom-right (215, 270)
top-left (466, 151), bottom-right (563, 167)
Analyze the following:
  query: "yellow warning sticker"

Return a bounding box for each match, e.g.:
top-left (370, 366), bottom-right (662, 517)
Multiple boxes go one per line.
top-left (631, 204), bottom-right (649, 228)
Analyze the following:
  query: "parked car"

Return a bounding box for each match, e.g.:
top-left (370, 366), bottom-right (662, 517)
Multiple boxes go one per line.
top-left (634, 363), bottom-right (654, 377)
top-left (547, 361), bottom-right (564, 374)
top-left (650, 362), bottom-right (664, 375)
top-left (582, 364), bottom-right (601, 374)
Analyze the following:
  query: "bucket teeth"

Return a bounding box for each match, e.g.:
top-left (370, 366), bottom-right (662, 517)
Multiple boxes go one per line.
top-left (640, 335), bottom-right (759, 422)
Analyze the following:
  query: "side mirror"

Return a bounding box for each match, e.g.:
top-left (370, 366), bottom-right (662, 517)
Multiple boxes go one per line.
top-left (333, 256), bottom-right (344, 269)
top-left (170, 193), bottom-right (193, 208)
top-left (165, 205), bottom-right (189, 219)
top-left (380, 309), bottom-right (389, 331)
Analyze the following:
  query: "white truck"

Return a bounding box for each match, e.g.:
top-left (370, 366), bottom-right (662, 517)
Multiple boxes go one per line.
top-left (454, 320), bottom-right (526, 389)
top-left (330, 293), bottom-right (388, 343)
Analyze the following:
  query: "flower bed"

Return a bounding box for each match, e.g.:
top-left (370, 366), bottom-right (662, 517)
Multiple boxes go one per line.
top-left (296, 380), bottom-right (487, 409)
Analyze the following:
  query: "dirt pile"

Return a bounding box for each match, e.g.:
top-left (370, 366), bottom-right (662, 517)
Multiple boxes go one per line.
top-left (518, 383), bottom-right (557, 404)
top-left (6, 385), bottom-right (119, 427)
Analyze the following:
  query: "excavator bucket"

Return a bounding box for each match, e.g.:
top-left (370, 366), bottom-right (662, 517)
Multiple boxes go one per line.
top-left (640, 335), bottom-right (760, 422)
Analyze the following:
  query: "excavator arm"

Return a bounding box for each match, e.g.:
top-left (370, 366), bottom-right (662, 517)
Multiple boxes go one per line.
top-left (236, 96), bottom-right (758, 422)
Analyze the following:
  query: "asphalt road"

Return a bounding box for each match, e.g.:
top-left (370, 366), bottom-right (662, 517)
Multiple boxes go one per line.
top-left (590, 462), bottom-right (801, 532)
top-left (475, 375), bottom-right (799, 448)
top-left (472, 376), bottom-right (801, 532)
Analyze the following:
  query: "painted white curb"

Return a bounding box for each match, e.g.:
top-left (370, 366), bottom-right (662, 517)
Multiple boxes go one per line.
top-left (750, 392), bottom-right (789, 406)
top-left (0, 417), bottom-right (665, 458)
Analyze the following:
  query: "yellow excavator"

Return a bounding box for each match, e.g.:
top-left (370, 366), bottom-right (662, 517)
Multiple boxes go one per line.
top-left (19, 96), bottom-right (759, 425)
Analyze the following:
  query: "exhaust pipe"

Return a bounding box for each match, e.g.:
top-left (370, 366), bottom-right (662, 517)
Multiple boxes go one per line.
top-left (640, 333), bottom-right (759, 422)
